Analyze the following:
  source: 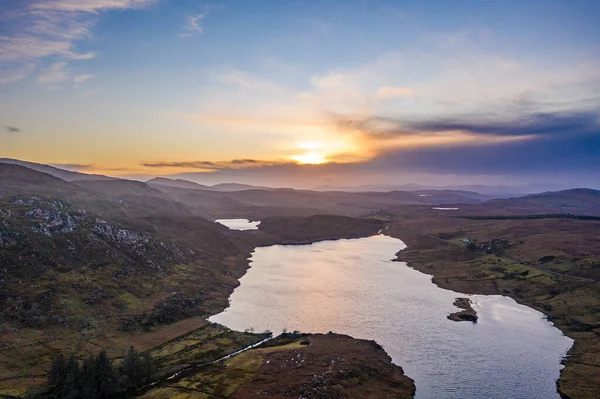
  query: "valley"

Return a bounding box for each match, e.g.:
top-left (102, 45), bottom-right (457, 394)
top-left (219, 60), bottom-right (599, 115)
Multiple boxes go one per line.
top-left (1, 160), bottom-right (599, 398)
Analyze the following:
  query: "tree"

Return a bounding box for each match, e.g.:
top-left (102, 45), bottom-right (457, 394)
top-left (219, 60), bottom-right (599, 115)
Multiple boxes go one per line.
top-left (95, 350), bottom-right (117, 398)
top-left (48, 354), bottom-right (67, 394)
top-left (119, 346), bottom-right (155, 389)
top-left (62, 354), bottom-right (81, 399)
top-left (80, 355), bottom-right (97, 398)
top-left (120, 346), bottom-right (140, 389)
top-left (47, 347), bottom-right (154, 398)
top-left (141, 351), bottom-right (156, 383)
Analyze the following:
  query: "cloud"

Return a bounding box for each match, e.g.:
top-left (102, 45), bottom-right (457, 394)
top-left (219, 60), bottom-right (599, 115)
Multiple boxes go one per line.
top-left (141, 159), bottom-right (291, 170)
top-left (405, 111), bottom-right (600, 138)
top-left (49, 162), bottom-right (128, 173)
top-left (68, 52), bottom-right (97, 60)
top-left (5, 126), bottom-right (21, 134)
top-left (375, 86), bottom-right (414, 99)
top-left (181, 5), bottom-right (223, 37)
top-left (0, 36), bottom-right (74, 62)
top-left (74, 73), bottom-right (95, 83)
top-left (181, 14), bottom-right (206, 37)
top-left (29, 0), bottom-right (156, 13)
top-left (37, 61), bottom-right (69, 84)
top-left (0, 62), bottom-right (35, 84)
top-left (310, 72), bottom-right (347, 89)
top-left (332, 107), bottom-right (600, 160)
top-left (50, 163), bottom-right (94, 171)
top-left (0, 0), bottom-right (156, 81)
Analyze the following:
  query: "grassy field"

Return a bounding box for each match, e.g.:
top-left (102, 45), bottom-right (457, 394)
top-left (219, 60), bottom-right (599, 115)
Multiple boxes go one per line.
top-left (139, 333), bottom-right (415, 399)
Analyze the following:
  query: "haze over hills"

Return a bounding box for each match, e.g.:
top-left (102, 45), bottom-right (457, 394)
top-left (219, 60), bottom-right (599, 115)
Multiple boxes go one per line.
top-left (3, 160), bottom-right (600, 218)
top-left (314, 183), bottom-right (580, 196)
top-left (0, 158), bottom-right (116, 182)
top-left (3, 159), bottom-right (597, 198)
top-left (147, 177), bottom-right (276, 192)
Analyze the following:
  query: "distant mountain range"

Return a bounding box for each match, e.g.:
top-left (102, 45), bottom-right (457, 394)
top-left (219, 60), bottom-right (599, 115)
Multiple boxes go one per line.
top-left (1, 158), bottom-right (598, 208)
top-left (147, 177), bottom-right (276, 192)
top-left (313, 183), bottom-right (576, 196)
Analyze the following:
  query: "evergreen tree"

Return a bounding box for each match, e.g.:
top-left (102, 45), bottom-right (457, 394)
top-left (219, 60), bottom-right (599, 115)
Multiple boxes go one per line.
top-left (95, 350), bottom-right (117, 398)
top-left (62, 354), bottom-right (81, 399)
top-left (141, 351), bottom-right (156, 382)
top-left (80, 355), bottom-right (97, 398)
top-left (47, 347), bottom-right (155, 398)
top-left (48, 354), bottom-right (67, 394)
top-left (120, 346), bottom-right (139, 389)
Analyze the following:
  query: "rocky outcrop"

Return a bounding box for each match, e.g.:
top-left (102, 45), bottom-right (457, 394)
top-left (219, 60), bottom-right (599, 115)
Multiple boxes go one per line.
top-left (447, 297), bottom-right (478, 322)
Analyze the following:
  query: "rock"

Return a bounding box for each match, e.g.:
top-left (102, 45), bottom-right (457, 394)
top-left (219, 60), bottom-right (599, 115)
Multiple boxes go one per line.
top-left (447, 297), bottom-right (478, 322)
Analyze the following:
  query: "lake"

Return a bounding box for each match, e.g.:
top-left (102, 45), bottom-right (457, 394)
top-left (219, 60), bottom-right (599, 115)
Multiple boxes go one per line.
top-left (215, 218), bottom-right (260, 230)
top-left (210, 233), bottom-right (573, 399)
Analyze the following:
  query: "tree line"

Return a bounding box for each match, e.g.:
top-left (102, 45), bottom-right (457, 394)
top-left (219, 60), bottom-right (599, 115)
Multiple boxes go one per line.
top-left (30, 346), bottom-right (155, 398)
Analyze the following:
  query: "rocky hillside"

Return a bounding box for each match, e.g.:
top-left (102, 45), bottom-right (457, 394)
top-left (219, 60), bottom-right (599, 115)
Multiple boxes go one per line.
top-left (0, 194), bottom-right (246, 333)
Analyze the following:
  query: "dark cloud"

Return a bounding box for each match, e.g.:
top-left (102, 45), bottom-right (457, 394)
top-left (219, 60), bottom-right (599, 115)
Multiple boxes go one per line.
top-left (143, 108), bottom-right (599, 189)
top-left (367, 132), bottom-right (600, 175)
top-left (336, 110), bottom-right (600, 140)
top-left (141, 159), bottom-right (292, 170)
top-left (407, 111), bottom-right (600, 138)
top-left (5, 126), bottom-right (21, 134)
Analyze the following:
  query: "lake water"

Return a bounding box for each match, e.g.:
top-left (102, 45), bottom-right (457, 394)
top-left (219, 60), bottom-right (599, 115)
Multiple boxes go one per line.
top-left (210, 235), bottom-right (573, 399)
top-left (215, 218), bottom-right (260, 230)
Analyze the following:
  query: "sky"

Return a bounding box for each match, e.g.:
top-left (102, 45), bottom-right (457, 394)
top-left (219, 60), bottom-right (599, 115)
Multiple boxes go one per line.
top-left (1, 0), bottom-right (599, 189)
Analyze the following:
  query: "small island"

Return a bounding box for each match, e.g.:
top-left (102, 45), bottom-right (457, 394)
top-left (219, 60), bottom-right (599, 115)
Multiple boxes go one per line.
top-left (447, 297), bottom-right (478, 322)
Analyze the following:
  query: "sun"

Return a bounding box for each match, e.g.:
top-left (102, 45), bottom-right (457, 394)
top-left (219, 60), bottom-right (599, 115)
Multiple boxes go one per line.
top-left (290, 151), bottom-right (327, 165)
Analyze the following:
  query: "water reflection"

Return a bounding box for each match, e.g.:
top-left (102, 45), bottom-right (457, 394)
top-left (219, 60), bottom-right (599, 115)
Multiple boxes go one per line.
top-left (215, 218), bottom-right (260, 230)
top-left (210, 235), bottom-right (572, 399)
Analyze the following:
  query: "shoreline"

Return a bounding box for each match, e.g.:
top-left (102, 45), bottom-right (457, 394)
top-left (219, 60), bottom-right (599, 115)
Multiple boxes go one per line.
top-left (387, 225), bottom-right (600, 399)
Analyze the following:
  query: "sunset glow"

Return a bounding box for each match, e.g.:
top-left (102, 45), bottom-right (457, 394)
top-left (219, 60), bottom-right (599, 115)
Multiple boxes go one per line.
top-left (291, 151), bottom-right (328, 165)
top-left (0, 0), bottom-right (598, 188)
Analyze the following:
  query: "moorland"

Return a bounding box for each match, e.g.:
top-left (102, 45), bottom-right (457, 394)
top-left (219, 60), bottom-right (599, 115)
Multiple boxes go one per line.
top-left (1, 158), bottom-right (599, 398)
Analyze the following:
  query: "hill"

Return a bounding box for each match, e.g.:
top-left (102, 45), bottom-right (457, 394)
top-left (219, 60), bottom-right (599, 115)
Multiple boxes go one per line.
top-left (148, 177), bottom-right (275, 192)
top-left (0, 158), bottom-right (114, 182)
top-left (484, 188), bottom-right (600, 216)
top-left (147, 177), bottom-right (211, 190)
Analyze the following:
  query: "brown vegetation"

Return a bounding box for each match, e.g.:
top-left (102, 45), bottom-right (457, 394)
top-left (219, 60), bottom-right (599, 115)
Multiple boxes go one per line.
top-left (139, 333), bottom-right (415, 399)
top-left (386, 205), bottom-right (600, 399)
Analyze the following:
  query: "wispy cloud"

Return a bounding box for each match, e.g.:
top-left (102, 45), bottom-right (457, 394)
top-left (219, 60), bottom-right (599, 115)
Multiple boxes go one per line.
top-left (29, 0), bottom-right (156, 13)
top-left (4, 126), bottom-right (21, 134)
top-left (0, 0), bottom-right (156, 84)
top-left (141, 158), bottom-right (290, 170)
top-left (50, 163), bottom-right (94, 171)
top-left (181, 14), bottom-right (206, 37)
top-left (181, 5), bottom-right (223, 37)
top-left (50, 162), bottom-right (127, 173)
top-left (74, 73), bottom-right (95, 83)
top-left (37, 61), bottom-right (69, 84)
top-left (0, 62), bottom-right (35, 84)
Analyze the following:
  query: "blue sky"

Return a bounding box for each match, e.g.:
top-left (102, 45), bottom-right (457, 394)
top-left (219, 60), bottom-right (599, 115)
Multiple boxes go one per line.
top-left (1, 0), bottom-right (599, 188)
